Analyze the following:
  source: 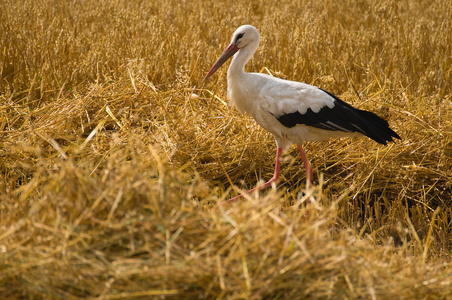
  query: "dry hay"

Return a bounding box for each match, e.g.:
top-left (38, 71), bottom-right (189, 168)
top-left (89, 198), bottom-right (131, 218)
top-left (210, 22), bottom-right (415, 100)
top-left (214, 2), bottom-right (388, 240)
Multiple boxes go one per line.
top-left (1, 0), bottom-right (452, 298)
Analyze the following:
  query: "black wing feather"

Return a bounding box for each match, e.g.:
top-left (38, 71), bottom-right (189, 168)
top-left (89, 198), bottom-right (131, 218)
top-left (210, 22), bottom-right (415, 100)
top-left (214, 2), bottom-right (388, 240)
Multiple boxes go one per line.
top-left (274, 88), bottom-right (401, 145)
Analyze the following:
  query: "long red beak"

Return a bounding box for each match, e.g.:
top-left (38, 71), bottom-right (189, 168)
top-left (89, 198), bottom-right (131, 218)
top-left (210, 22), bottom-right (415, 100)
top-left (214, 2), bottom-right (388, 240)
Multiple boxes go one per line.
top-left (204, 43), bottom-right (239, 81)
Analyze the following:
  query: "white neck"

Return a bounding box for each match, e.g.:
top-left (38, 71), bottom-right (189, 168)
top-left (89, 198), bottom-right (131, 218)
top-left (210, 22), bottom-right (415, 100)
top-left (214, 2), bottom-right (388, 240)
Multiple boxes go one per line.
top-left (227, 42), bottom-right (259, 82)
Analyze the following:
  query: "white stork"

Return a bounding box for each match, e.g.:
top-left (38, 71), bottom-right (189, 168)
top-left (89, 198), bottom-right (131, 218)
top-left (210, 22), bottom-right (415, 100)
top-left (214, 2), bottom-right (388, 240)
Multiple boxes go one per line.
top-left (204, 25), bottom-right (400, 202)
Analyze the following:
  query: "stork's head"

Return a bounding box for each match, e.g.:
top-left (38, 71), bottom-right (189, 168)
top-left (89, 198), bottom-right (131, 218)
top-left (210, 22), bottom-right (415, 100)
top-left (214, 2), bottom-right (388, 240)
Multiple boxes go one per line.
top-left (230, 25), bottom-right (261, 49)
top-left (204, 25), bottom-right (261, 81)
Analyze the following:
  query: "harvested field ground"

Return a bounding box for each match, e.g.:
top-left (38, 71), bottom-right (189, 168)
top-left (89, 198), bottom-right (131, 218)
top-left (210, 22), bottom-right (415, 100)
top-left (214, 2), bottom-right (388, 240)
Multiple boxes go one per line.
top-left (1, 0), bottom-right (452, 298)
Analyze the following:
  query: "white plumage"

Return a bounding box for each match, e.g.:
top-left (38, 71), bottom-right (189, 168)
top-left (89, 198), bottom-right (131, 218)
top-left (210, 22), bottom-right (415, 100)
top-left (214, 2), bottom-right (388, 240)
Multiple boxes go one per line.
top-left (204, 25), bottom-right (400, 202)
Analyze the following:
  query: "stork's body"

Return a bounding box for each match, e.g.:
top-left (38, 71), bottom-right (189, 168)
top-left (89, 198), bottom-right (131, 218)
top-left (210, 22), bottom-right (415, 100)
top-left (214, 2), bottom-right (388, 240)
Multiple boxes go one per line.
top-left (204, 25), bottom-right (400, 202)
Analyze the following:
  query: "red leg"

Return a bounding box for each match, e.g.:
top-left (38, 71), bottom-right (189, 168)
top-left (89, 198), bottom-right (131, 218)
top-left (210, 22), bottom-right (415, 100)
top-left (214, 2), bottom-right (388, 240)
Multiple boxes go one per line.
top-left (224, 147), bottom-right (282, 203)
top-left (297, 145), bottom-right (313, 187)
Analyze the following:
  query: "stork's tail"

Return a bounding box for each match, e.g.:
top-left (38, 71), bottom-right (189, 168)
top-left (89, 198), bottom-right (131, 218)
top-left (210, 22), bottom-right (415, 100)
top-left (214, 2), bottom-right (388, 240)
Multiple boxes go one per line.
top-left (320, 89), bottom-right (401, 145)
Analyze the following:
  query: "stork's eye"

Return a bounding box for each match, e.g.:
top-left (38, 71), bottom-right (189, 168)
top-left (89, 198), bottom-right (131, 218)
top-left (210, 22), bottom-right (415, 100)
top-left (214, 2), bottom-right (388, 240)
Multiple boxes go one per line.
top-left (235, 33), bottom-right (244, 42)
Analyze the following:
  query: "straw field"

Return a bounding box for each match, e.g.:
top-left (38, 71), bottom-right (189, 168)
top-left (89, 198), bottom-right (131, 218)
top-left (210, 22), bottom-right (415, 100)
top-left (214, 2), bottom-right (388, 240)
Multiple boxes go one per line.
top-left (1, 0), bottom-right (452, 298)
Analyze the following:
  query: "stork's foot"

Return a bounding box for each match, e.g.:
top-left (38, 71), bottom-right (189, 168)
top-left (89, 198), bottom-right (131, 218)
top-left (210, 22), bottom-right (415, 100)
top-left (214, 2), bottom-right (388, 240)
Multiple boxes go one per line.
top-left (223, 175), bottom-right (279, 203)
top-left (222, 147), bottom-right (282, 204)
